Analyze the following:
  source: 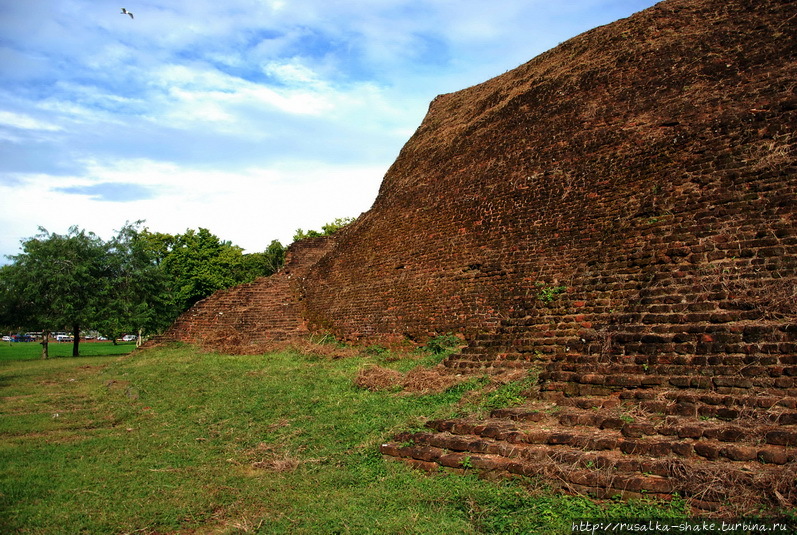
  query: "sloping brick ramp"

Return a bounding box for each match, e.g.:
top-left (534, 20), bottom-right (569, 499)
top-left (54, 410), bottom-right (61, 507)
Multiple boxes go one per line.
top-left (151, 236), bottom-right (336, 352)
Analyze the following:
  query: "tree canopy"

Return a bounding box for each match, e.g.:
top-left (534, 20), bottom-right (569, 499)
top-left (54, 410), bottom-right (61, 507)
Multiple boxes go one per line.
top-left (0, 226), bottom-right (108, 357)
top-left (93, 222), bottom-right (173, 345)
top-left (293, 217), bottom-right (355, 242)
top-left (0, 217), bottom-right (356, 356)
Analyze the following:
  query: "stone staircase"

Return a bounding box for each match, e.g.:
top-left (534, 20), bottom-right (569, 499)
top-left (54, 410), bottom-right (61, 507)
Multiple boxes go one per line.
top-left (380, 363), bottom-right (797, 513)
top-left (382, 239), bottom-right (796, 514)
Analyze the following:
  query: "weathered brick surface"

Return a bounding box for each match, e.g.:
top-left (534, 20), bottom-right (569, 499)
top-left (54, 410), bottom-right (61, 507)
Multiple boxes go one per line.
top-left (157, 0), bottom-right (797, 512)
top-left (300, 0), bottom-right (796, 353)
top-left (162, 0), bottom-right (795, 361)
top-left (152, 237), bottom-right (336, 351)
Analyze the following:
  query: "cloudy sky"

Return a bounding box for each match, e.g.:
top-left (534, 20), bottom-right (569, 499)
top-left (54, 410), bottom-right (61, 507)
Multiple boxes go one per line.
top-left (0, 0), bottom-right (659, 261)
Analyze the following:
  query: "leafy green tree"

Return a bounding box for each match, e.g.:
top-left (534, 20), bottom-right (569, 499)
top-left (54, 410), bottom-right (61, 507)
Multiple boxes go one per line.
top-left (321, 217), bottom-right (355, 235)
top-left (0, 223), bottom-right (289, 357)
top-left (0, 227), bottom-right (108, 358)
top-left (159, 228), bottom-right (264, 311)
top-left (293, 217), bottom-right (355, 242)
top-left (94, 222), bottom-right (174, 345)
top-left (239, 240), bottom-right (285, 279)
top-left (292, 228), bottom-right (323, 241)
top-left (133, 228), bottom-right (286, 320)
top-left (134, 229), bottom-right (176, 266)
top-left (0, 264), bottom-right (36, 339)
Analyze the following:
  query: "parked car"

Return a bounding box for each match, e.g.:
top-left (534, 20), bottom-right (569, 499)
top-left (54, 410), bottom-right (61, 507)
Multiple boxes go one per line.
top-left (122, 335), bottom-right (137, 342)
top-left (2, 336), bottom-right (11, 342)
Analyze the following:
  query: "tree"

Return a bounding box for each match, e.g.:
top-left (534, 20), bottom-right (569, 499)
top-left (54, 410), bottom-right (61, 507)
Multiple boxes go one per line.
top-left (0, 224), bottom-right (289, 357)
top-left (94, 222), bottom-right (174, 346)
top-left (239, 240), bottom-right (285, 279)
top-left (263, 239), bottom-right (286, 275)
top-left (137, 228), bottom-right (286, 319)
top-left (0, 264), bottom-right (36, 341)
top-left (160, 228), bottom-right (242, 311)
top-left (293, 217), bottom-right (355, 242)
top-left (0, 227), bottom-right (108, 358)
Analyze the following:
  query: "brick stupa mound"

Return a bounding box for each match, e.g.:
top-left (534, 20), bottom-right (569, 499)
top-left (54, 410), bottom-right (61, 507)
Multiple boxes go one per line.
top-left (159, 0), bottom-right (796, 514)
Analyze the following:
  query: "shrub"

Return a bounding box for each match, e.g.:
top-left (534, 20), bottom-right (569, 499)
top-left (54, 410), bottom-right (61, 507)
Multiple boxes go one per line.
top-left (425, 333), bottom-right (461, 354)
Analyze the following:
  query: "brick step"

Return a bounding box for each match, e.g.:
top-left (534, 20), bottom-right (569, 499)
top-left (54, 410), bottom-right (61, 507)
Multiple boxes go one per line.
top-left (538, 381), bottom-right (797, 401)
top-left (654, 390), bottom-right (797, 410)
top-left (463, 338), bottom-right (796, 361)
top-left (498, 401), bottom-right (797, 439)
top-left (443, 359), bottom-right (533, 371)
top-left (466, 333), bottom-right (582, 349)
top-left (442, 353), bottom-right (543, 369)
top-left (501, 313), bottom-right (793, 335)
top-left (426, 412), bottom-right (796, 453)
top-left (380, 440), bottom-right (680, 502)
top-left (539, 370), bottom-right (797, 392)
top-left (507, 300), bottom-right (780, 322)
top-left (454, 323), bottom-right (795, 366)
top-left (547, 390), bottom-right (797, 423)
top-left (380, 433), bottom-right (795, 510)
top-left (493, 395), bottom-right (797, 423)
top-left (547, 352), bottom-right (797, 366)
top-left (541, 363), bottom-right (797, 378)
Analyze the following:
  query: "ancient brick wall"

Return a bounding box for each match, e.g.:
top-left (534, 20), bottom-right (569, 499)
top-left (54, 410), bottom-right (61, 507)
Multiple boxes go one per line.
top-left (162, 0), bottom-right (796, 362)
top-left (365, 0), bottom-right (796, 512)
top-left (156, 236), bottom-right (336, 351)
top-left (303, 0), bottom-right (796, 355)
top-left (158, 0), bottom-right (796, 510)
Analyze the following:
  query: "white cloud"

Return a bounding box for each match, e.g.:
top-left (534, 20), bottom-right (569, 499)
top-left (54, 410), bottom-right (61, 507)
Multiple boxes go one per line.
top-left (264, 61), bottom-right (323, 85)
top-left (0, 111), bottom-right (62, 132)
top-left (0, 158), bottom-right (382, 257)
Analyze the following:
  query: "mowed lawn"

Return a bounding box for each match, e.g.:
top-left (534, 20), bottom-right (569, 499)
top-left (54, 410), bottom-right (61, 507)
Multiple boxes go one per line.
top-left (0, 342), bottom-right (685, 534)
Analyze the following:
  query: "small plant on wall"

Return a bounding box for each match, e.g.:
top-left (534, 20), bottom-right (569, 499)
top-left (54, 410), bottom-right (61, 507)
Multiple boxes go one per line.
top-left (536, 282), bottom-right (567, 303)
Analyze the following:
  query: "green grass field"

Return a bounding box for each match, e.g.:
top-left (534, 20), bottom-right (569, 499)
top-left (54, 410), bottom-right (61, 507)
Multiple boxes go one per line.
top-left (0, 342), bottom-right (686, 534)
top-left (0, 340), bottom-right (137, 362)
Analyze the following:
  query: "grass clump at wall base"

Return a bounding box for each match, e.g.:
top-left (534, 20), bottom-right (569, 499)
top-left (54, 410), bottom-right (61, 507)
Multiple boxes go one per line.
top-left (0, 344), bottom-right (685, 534)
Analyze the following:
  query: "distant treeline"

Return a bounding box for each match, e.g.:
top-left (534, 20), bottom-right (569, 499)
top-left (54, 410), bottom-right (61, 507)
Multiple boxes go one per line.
top-left (0, 222), bottom-right (285, 356)
top-left (0, 216), bottom-right (356, 357)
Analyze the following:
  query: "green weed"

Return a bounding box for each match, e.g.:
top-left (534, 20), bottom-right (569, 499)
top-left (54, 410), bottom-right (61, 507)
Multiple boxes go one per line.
top-left (536, 283), bottom-right (568, 303)
top-left (424, 333), bottom-right (462, 355)
top-left (482, 375), bottom-right (536, 412)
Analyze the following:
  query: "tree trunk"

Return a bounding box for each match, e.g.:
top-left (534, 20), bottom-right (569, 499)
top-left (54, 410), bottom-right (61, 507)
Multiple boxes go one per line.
top-left (72, 324), bottom-right (80, 357)
top-left (136, 328), bottom-right (143, 348)
top-left (41, 332), bottom-right (49, 359)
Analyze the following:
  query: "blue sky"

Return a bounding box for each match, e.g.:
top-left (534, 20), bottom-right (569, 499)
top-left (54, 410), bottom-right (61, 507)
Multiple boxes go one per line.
top-left (0, 0), bottom-right (659, 260)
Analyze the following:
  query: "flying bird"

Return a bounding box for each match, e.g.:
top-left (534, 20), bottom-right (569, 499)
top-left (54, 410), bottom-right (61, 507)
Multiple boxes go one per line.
top-left (121, 8), bottom-right (134, 19)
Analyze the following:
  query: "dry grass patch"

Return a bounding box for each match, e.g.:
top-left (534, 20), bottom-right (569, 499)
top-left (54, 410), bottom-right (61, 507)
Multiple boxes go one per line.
top-left (403, 366), bottom-right (465, 393)
top-left (354, 364), bottom-right (468, 394)
top-left (240, 442), bottom-right (304, 474)
top-left (354, 365), bottom-right (404, 391)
